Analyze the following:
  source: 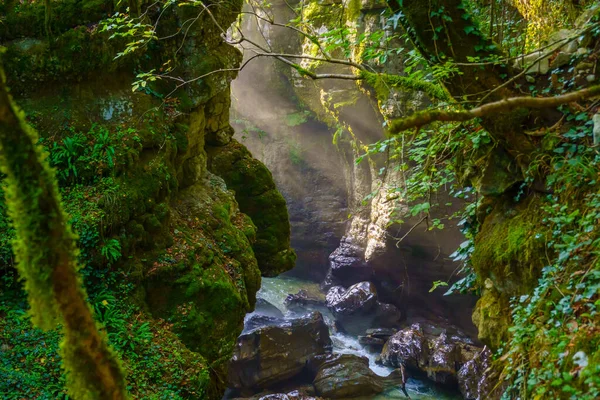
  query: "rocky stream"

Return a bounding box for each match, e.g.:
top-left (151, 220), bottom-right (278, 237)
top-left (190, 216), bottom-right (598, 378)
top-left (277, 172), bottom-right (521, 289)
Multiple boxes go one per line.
top-left (223, 276), bottom-right (490, 400)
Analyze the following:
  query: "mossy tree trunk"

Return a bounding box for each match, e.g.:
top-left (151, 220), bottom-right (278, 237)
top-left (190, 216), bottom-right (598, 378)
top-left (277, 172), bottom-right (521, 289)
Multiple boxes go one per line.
top-left (0, 63), bottom-right (128, 399)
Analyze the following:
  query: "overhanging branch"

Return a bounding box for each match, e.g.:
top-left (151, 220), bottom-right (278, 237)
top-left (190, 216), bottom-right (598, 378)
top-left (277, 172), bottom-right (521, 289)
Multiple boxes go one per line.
top-left (389, 84), bottom-right (600, 135)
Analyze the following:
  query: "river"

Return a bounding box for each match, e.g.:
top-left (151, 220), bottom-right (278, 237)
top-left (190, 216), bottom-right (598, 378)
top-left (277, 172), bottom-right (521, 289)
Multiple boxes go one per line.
top-left (248, 276), bottom-right (462, 400)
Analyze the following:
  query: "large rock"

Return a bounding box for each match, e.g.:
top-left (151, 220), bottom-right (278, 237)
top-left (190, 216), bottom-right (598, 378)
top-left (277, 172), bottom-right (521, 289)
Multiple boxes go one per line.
top-left (328, 237), bottom-right (373, 286)
top-left (380, 322), bottom-right (490, 392)
top-left (207, 139), bottom-right (297, 276)
top-left (228, 312), bottom-right (332, 391)
top-left (243, 314), bottom-right (285, 333)
top-left (312, 354), bottom-right (384, 398)
top-left (373, 301), bottom-right (402, 328)
top-left (326, 282), bottom-right (378, 317)
top-left (326, 283), bottom-right (402, 334)
top-left (380, 323), bottom-right (429, 370)
top-left (425, 332), bottom-right (458, 385)
top-left (458, 347), bottom-right (493, 400)
top-left (285, 289), bottom-right (327, 312)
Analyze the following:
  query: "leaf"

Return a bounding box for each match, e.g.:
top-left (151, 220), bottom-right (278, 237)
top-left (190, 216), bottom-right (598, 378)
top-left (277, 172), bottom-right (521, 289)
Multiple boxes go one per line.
top-left (464, 26), bottom-right (476, 35)
top-left (429, 280), bottom-right (449, 292)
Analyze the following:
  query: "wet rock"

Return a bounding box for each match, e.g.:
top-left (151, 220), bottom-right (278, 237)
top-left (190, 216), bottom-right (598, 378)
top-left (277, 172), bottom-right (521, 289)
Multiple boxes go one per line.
top-left (313, 354), bottom-right (385, 398)
top-left (380, 322), bottom-right (490, 393)
top-left (359, 327), bottom-right (399, 349)
top-left (458, 347), bottom-right (493, 400)
top-left (228, 312), bottom-right (332, 390)
top-left (424, 332), bottom-right (458, 385)
top-left (255, 298), bottom-right (285, 318)
top-left (326, 282), bottom-right (378, 317)
top-left (328, 237), bottom-right (373, 286)
top-left (373, 302), bottom-right (402, 328)
top-left (325, 286), bottom-right (346, 305)
top-left (380, 323), bottom-right (429, 370)
top-left (285, 289), bottom-right (326, 312)
top-left (326, 282), bottom-right (379, 335)
top-left (366, 328), bottom-right (397, 339)
top-left (243, 314), bottom-right (285, 333)
top-left (358, 335), bottom-right (386, 346)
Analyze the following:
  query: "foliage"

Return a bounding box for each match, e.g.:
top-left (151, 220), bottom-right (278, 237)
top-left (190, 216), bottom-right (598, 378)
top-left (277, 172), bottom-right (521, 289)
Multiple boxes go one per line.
top-left (498, 107), bottom-right (600, 399)
top-left (0, 270), bottom-right (211, 399)
top-left (47, 124), bottom-right (141, 185)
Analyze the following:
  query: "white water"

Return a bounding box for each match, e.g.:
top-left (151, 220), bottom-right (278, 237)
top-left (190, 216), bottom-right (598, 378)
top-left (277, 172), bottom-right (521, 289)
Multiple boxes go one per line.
top-left (256, 276), bottom-right (462, 399)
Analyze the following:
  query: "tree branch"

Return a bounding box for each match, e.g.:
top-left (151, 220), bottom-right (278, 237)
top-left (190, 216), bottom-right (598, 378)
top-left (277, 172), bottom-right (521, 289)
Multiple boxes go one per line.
top-left (389, 84), bottom-right (600, 135)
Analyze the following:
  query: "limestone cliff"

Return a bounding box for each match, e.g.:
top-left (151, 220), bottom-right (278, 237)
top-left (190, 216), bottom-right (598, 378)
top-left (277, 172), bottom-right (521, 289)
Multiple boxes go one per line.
top-left (0, 1), bottom-right (294, 398)
top-left (231, 0), bottom-right (477, 333)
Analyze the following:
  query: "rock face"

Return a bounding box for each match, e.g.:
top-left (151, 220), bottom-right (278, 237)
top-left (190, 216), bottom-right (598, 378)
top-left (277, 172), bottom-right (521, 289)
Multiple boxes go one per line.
top-left (312, 354), bottom-right (384, 398)
top-left (228, 312), bottom-right (332, 391)
top-left (207, 139), bottom-right (296, 276)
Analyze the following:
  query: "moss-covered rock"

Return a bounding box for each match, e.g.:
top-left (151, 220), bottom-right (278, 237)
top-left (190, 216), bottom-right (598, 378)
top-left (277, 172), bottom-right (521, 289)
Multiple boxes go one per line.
top-left (207, 139), bottom-right (296, 276)
top-left (471, 194), bottom-right (547, 348)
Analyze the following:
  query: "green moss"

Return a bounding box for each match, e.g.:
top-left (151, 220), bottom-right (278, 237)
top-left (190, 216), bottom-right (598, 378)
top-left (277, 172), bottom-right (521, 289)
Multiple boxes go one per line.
top-left (471, 195), bottom-right (547, 348)
top-left (360, 71), bottom-right (451, 102)
top-left (207, 139), bottom-right (296, 276)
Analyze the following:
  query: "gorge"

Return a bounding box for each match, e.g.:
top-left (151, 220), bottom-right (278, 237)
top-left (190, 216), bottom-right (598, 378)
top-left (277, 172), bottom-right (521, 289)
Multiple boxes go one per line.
top-left (1, 1), bottom-right (600, 400)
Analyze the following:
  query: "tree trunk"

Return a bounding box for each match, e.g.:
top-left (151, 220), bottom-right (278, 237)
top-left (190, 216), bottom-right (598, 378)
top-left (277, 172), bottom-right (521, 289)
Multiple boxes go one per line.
top-left (0, 63), bottom-right (129, 400)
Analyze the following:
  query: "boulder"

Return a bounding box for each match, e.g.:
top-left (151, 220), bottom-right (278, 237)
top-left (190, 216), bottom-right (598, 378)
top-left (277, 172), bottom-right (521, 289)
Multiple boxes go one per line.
top-left (326, 282), bottom-right (379, 335)
top-left (228, 312), bottom-right (332, 390)
top-left (325, 286), bottom-right (346, 305)
top-left (326, 282), bottom-right (378, 317)
top-left (424, 332), bottom-right (458, 385)
top-left (373, 302), bottom-right (402, 328)
top-left (328, 237), bottom-right (373, 286)
top-left (358, 335), bottom-right (386, 346)
top-left (313, 354), bottom-right (384, 398)
top-left (380, 322), bottom-right (491, 393)
top-left (457, 347), bottom-right (493, 400)
top-left (285, 289), bottom-right (326, 312)
top-left (243, 314), bottom-right (285, 333)
top-left (380, 323), bottom-right (429, 370)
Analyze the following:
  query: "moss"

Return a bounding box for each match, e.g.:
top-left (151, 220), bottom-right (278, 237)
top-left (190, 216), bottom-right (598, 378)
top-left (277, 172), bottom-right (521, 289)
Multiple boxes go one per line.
top-left (0, 0), bottom-right (115, 40)
top-left (471, 194), bottom-right (547, 348)
top-left (207, 139), bottom-right (296, 276)
top-left (360, 71), bottom-right (451, 102)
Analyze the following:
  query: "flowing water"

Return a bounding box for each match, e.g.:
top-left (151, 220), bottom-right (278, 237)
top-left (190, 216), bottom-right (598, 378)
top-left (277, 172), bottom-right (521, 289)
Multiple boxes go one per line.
top-left (255, 276), bottom-right (462, 400)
